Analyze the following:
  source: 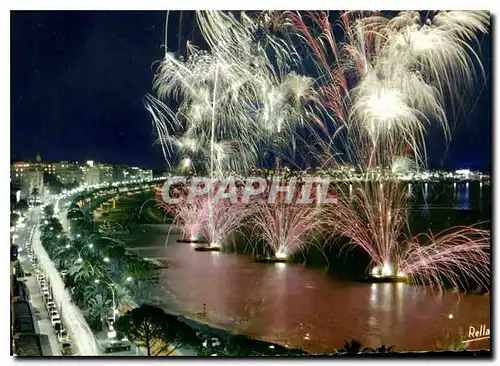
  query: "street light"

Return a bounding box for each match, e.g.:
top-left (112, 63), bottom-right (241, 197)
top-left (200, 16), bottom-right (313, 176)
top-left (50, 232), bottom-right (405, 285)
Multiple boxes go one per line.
top-left (88, 244), bottom-right (94, 249)
top-left (126, 276), bottom-right (132, 282)
top-left (95, 279), bottom-right (117, 324)
top-left (103, 257), bottom-right (110, 263)
top-left (76, 234), bottom-right (81, 238)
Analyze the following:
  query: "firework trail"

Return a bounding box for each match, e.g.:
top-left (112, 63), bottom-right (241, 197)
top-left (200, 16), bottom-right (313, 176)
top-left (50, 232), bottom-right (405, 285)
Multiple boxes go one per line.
top-left (157, 181), bottom-right (257, 248)
top-left (288, 10), bottom-right (489, 169)
top-left (324, 179), bottom-right (490, 288)
top-left (324, 180), bottom-right (408, 268)
top-left (288, 11), bottom-right (491, 289)
top-left (147, 11), bottom-right (316, 177)
top-left (397, 225), bottom-right (490, 289)
top-left (198, 191), bottom-right (257, 248)
top-left (248, 184), bottom-right (325, 259)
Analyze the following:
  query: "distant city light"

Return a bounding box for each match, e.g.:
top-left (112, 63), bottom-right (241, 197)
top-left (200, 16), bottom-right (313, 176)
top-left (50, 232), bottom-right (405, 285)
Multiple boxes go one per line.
top-left (455, 169), bottom-right (471, 176)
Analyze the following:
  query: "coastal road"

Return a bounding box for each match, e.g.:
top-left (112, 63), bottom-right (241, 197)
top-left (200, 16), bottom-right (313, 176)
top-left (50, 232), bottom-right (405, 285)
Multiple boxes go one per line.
top-left (54, 200), bottom-right (143, 356)
top-left (30, 206), bottom-right (101, 356)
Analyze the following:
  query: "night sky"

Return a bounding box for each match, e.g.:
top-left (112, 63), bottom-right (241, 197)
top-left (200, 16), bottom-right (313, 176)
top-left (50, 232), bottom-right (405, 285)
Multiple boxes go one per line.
top-left (11, 11), bottom-right (492, 171)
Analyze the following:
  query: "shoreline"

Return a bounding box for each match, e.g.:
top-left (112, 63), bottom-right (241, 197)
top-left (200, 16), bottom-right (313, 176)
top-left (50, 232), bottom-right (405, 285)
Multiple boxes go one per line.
top-left (144, 280), bottom-right (306, 355)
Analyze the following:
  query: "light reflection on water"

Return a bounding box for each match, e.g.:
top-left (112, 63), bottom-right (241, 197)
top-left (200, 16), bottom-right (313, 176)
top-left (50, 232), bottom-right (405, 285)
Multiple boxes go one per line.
top-left (153, 234), bottom-right (490, 353)
top-left (131, 182), bottom-right (490, 353)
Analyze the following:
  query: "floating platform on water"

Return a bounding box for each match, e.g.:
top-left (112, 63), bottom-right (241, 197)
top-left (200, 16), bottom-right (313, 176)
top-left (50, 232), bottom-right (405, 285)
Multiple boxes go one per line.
top-left (254, 256), bottom-right (287, 264)
top-left (358, 275), bottom-right (408, 283)
top-left (194, 246), bottom-right (221, 252)
top-left (177, 239), bottom-right (208, 244)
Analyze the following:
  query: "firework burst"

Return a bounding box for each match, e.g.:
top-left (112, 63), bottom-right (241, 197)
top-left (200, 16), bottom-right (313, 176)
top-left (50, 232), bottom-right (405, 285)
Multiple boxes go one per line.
top-left (286, 10), bottom-right (491, 289)
top-left (397, 225), bottom-right (490, 289)
top-left (147, 11), bottom-right (316, 176)
top-left (287, 10), bottom-right (489, 168)
top-left (248, 186), bottom-right (324, 259)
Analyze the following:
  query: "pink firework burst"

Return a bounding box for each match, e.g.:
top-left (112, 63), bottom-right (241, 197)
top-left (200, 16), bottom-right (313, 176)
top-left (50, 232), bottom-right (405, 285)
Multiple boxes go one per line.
top-left (325, 181), bottom-right (490, 290)
top-left (397, 224), bottom-right (490, 289)
top-left (248, 185), bottom-right (325, 259)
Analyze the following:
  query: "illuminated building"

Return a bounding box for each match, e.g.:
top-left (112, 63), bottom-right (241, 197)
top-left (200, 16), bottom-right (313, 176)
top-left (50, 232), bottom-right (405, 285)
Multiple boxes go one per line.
top-left (10, 153), bottom-right (45, 201)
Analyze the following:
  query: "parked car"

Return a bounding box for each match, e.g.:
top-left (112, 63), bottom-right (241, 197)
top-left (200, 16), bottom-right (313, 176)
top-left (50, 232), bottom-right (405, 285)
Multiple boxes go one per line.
top-left (47, 305), bottom-right (57, 315)
top-left (60, 342), bottom-right (72, 356)
top-left (49, 309), bottom-right (59, 319)
top-left (202, 337), bottom-right (222, 349)
top-left (46, 301), bottom-right (55, 311)
top-left (58, 330), bottom-right (69, 343)
top-left (104, 340), bottom-right (131, 353)
top-left (51, 315), bottom-right (61, 327)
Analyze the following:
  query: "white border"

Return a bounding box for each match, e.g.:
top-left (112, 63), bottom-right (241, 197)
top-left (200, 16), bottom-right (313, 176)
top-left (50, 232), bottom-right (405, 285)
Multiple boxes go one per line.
top-left (3, 2), bottom-right (498, 365)
top-left (4, 0), bottom-right (500, 10)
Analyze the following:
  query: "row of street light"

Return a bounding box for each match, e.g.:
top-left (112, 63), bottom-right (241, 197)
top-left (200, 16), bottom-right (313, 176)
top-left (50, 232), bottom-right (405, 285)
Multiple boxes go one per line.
top-left (41, 208), bottom-right (136, 341)
top-left (50, 177), bottom-right (162, 342)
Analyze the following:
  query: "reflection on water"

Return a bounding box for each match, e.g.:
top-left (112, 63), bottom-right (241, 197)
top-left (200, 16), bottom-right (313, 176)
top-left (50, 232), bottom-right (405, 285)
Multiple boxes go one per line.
top-left (458, 182), bottom-right (471, 211)
top-left (129, 182), bottom-right (490, 353)
top-left (422, 182), bottom-right (429, 217)
top-left (410, 181), bottom-right (489, 216)
top-left (154, 233), bottom-right (490, 353)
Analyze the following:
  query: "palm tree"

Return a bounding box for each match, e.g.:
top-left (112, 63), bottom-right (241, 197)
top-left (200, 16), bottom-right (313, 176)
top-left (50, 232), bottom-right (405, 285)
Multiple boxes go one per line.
top-left (67, 205), bottom-right (96, 236)
top-left (43, 204), bottom-right (55, 218)
top-left (82, 282), bottom-right (101, 305)
top-left (88, 293), bottom-right (112, 332)
top-left (337, 339), bottom-right (364, 354)
top-left (113, 283), bottom-right (132, 309)
top-left (48, 236), bottom-right (69, 262)
top-left (69, 259), bottom-right (103, 283)
top-left (375, 345), bottom-right (394, 353)
top-left (105, 257), bottom-right (128, 283)
top-left (31, 187), bottom-right (39, 204)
